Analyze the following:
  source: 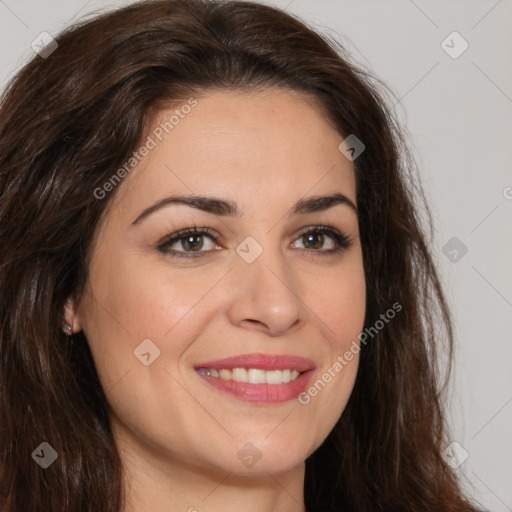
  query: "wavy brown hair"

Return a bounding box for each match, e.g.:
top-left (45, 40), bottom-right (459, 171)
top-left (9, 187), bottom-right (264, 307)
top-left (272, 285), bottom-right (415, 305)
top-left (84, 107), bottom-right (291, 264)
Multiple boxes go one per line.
top-left (0, 0), bottom-right (483, 511)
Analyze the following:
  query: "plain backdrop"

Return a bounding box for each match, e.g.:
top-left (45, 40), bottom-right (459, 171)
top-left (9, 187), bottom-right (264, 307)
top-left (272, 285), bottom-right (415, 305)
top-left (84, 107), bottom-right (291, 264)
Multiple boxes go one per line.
top-left (1, 0), bottom-right (511, 510)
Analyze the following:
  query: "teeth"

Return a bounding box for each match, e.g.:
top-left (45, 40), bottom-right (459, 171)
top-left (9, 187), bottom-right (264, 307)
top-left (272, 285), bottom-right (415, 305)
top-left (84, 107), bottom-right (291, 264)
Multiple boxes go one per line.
top-left (198, 367), bottom-right (302, 384)
top-left (248, 368), bottom-right (266, 384)
top-left (232, 368), bottom-right (247, 382)
top-left (219, 369), bottom-right (231, 380)
top-left (265, 370), bottom-right (282, 384)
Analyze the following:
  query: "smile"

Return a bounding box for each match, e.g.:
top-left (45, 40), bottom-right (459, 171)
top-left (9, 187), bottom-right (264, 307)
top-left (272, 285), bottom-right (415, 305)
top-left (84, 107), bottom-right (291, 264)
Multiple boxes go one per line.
top-left (194, 353), bottom-right (315, 403)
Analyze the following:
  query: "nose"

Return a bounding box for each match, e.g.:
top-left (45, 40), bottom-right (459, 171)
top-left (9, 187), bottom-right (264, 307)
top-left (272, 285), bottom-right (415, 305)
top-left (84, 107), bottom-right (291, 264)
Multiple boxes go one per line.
top-left (225, 243), bottom-right (303, 337)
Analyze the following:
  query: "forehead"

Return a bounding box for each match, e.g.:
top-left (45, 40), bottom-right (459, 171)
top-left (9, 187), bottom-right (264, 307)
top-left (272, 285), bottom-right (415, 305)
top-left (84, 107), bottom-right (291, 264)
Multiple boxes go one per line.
top-left (108, 88), bottom-right (356, 220)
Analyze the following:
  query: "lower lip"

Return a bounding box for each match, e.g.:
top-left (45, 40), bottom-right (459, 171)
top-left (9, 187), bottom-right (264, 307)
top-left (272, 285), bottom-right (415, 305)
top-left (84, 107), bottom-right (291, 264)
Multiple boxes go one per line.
top-left (196, 370), bottom-right (314, 403)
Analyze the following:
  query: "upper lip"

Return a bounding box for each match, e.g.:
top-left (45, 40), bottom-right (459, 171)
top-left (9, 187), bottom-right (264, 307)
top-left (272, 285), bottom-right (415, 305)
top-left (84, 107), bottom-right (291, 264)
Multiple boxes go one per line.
top-left (195, 353), bottom-right (315, 372)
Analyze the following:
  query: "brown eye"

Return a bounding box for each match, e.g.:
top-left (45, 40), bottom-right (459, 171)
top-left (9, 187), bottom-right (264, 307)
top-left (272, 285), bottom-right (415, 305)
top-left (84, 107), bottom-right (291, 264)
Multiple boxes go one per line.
top-left (157, 224), bottom-right (352, 260)
top-left (158, 227), bottom-right (219, 258)
top-left (292, 226), bottom-right (352, 254)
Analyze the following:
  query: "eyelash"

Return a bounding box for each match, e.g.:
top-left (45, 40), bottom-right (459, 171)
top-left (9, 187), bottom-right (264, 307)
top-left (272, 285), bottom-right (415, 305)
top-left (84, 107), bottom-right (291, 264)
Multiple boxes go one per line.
top-left (157, 223), bottom-right (352, 259)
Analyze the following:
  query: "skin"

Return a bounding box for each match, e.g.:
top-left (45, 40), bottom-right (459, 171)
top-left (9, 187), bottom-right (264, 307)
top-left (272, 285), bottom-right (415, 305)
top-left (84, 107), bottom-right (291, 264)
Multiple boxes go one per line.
top-left (64, 88), bottom-right (366, 512)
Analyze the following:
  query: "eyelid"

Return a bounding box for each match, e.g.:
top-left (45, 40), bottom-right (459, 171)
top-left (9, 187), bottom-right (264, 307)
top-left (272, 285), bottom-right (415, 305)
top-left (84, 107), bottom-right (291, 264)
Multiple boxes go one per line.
top-left (157, 225), bottom-right (219, 248)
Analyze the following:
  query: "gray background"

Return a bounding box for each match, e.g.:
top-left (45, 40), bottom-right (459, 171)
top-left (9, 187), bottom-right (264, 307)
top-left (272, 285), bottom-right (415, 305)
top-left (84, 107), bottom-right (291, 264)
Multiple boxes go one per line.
top-left (1, 0), bottom-right (511, 510)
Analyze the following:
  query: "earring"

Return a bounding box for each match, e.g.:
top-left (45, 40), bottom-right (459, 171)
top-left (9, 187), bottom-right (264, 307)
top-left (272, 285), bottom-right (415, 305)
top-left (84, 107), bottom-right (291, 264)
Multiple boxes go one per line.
top-left (63, 324), bottom-right (72, 335)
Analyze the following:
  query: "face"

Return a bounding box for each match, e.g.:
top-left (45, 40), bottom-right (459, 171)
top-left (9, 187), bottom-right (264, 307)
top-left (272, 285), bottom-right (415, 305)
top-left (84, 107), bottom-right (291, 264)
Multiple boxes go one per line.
top-left (67, 88), bottom-right (366, 478)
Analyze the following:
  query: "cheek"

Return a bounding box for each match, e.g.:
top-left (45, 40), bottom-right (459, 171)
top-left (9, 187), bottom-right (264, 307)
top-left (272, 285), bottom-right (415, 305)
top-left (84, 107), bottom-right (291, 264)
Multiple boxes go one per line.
top-left (88, 253), bottom-right (205, 335)
top-left (310, 254), bottom-right (366, 345)
top-left (82, 255), bottom-right (226, 375)
top-left (297, 255), bottom-right (365, 425)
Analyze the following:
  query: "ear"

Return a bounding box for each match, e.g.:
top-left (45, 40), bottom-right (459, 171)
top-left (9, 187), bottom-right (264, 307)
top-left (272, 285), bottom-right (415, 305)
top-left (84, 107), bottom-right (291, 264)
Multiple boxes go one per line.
top-left (62, 296), bottom-right (82, 334)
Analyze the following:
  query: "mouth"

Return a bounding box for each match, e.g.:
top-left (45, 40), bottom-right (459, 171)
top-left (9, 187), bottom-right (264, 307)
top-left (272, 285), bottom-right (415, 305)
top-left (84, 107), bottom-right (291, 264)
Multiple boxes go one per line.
top-left (194, 353), bottom-right (315, 404)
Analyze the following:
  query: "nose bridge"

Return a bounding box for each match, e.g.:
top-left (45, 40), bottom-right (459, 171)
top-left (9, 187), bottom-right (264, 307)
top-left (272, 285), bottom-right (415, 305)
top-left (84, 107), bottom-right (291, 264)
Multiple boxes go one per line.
top-left (236, 231), bottom-right (290, 287)
top-left (226, 231), bottom-right (303, 334)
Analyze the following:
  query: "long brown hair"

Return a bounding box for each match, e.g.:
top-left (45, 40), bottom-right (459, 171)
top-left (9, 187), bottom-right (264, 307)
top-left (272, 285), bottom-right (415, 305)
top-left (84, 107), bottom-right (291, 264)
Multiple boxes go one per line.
top-left (0, 1), bottom-right (483, 511)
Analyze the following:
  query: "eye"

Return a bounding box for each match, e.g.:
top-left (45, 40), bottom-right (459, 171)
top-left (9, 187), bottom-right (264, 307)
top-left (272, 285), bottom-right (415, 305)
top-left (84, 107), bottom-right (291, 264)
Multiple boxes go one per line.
top-left (157, 224), bottom-right (352, 259)
top-left (291, 225), bottom-right (352, 254)
top-left (157, 226), bottom-right (218, 258)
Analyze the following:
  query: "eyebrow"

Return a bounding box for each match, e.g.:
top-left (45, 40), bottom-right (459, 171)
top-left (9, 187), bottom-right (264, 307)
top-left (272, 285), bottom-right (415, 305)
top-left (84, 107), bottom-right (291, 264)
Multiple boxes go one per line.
top-left (131, 192), bottom-right (357, 226)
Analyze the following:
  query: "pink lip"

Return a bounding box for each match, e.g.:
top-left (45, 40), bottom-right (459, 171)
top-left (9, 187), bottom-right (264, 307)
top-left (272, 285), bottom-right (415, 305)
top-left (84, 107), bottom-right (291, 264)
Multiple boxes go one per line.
top-left (194, 353), bottom-right (315, 404)
top-left (195, 353), bottom-right (315, 372)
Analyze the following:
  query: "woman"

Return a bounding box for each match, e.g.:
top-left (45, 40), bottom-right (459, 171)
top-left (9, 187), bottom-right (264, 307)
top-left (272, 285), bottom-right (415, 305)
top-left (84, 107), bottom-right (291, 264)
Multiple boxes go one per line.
top-left (0, 0), bottom-right (486, 511)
